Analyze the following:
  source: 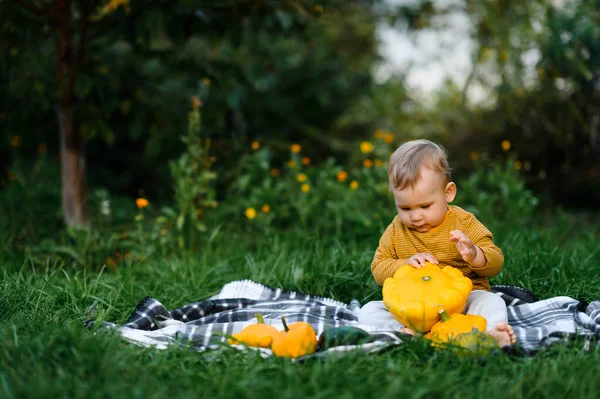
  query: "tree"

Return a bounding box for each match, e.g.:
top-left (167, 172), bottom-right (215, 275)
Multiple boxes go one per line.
top-left (3, 0), bottom-right (380, 226)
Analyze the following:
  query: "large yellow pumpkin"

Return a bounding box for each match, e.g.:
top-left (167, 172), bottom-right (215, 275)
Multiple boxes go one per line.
top-left (382, 262), bottom-right (472, 332)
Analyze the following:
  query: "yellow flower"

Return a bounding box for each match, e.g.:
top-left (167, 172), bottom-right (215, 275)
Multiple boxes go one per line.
top-left (501, 140), bottom-right (511, 151)
top-left (291, 144), bottom-right (302, 153)
top-left (10, 136), bottom-right (21, 147)
top-left (374, 129), bottom-right (384, 139)
top-left (360, 141), bottom-right (374, 154)
top-left (288, 159), bottom-right (297, 168)
top-left (251, 141), bottom-right (260, 150)
top-left (514, 160), bottom-right (522, 170)
top-left (336, 171), bottom-right (348, 182)
top-left (363, 159), bottom-right (373, 168)
top-left (297, 173), bottom-right (307, 182)
top-left (136, 198), bottom-right (149, 209)
top-left (270, 168), bottom-right (281, 176)
top-left (302, 157), bottom-right (311, 166)
top-left (374, 159), bottom-right (383, 167)
top-left (190, 96), bottom-right (203, 109)
top-left (314, 5), bottom-right (323, 13)
top-left (469, 152), bottom-right (479, 161)
top-left (245, 208), bottom-right (257, 219)
top-left (349, 180), bottom-right (359, 190)
top-left (301, 183), bottom-right (310, 193)
top-left (261, 204), bottom-right (271, 213)
top-left (383, 132), bottom-right (395, 143)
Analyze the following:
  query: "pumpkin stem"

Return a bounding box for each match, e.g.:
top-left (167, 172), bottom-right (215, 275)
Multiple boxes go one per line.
top-left (439, 309), bottom-right (451, 322)
top-left (281, 316), bottom-right (289, 332)
top-left (255, 314), bottom-right (265, 324)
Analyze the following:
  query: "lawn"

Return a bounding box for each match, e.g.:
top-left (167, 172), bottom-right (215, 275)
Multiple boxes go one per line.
top-left (1, 215), bottom-right (600, 399)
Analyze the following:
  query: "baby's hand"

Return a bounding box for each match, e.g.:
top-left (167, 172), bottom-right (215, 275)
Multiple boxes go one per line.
top-left (449, 230), bottom-right (478, 262)
top-left (407, 253), bottom-right (438, 268)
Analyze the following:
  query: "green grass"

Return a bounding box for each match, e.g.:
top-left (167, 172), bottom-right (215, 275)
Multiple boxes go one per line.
top-left (2, 216), bottom-right (600, 399)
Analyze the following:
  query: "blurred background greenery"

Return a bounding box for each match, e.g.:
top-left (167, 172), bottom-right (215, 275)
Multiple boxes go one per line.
top-left (1, 0), bottom-right (599, 265)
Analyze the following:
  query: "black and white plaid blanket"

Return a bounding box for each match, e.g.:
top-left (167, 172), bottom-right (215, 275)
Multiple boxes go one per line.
top-left (87, 280), bottom-right (600, 358)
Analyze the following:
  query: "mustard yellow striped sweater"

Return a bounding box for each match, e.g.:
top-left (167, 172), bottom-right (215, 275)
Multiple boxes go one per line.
top-left (371, 205), bottom-right (503, 291)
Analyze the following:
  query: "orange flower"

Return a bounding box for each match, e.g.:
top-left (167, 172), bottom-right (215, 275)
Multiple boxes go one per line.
top-left (297, 173), bottom-right (307, 182)
top-left (288, 159), bottom-right (297, 168)
top-left (291, 144), bottom-right (302, 153)
top-left (374, 159), bottom-right (383, 167)
top-left (350, 180), bottom-right (359, 190)
top-left (245, 208), bottom-right (257, 219)
top-left (10, 136), bottom-right (21, 147)
top-left (314, 5), bottom-right (323, 13)
top-left (38, 143), bottom-right (47, 154)
top-left (302, 157), bottom-right (311, 166)
top-left (7, 171), bottom-right (15, 182)
top-left (190, 96), bottom-right (203, 109)
top-left (363, 159), bottom-right (373, 168)
top-left (301, 183), bottom-right (310, 193)
top-left (261, 204), bottom-right (271, 213)
top-left (383, 132), bottom-right (395, 143)
top-left (136, 198), bottom-right (149, 209)
top-left (374, 129), bottom-right (384, 139)
top-left (501, 140), bottom-right (511, 151)
top-left (202, 78), bottom-right (212, 85)
top-left (270, 168), bottom-right (281, 176)
top-left (514, 160), bottom-right (522, 170)
top-left (336, 171), bottom-right (348, 182)
top-left (251, 141), bottom-right (260, 150)
top-left (469, 152), bottom-right (479, 161)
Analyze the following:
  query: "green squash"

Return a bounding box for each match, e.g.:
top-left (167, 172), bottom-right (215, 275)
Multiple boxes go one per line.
top-left (317, 326), bottom-right (372, 350)
top-left (450, 329), bottom-right (500, 357)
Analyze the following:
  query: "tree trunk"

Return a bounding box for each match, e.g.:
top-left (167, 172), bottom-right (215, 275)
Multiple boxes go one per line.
top-left (58, 105), bottom-right (87, 226)
top-left (55, 0), bottom-right (88, 227)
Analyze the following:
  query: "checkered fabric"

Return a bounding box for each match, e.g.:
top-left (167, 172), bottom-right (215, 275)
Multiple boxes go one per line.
top-left (87, 280), bottom-right (600, 358)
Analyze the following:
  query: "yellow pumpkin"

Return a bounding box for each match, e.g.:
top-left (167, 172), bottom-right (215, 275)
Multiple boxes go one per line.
top-left (382, 262), bottom-right (472, 332)
top-left (425, 309), bottom-right (487, 344)
top-left (228, 314), bottom-right (280, 348)
top-left (271, 316), bottom-right (318, 358)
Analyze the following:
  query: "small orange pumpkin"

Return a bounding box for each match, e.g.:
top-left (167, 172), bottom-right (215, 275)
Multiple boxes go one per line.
top-left (425, 309), bottom-right (487, 344)
top-left (382, 263), bottom-right (473, 332)
top-left (271, 316), bottom-right (318, 358)
top-left (228, 314), bottom-right (280, 348)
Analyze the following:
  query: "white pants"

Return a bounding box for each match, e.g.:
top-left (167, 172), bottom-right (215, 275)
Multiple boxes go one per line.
top-left (357, 290), bottom-right (507, 332)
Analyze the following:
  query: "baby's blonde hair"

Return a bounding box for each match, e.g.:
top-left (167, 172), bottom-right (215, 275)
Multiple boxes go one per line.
top-left (388, 139), bottom-right (451, 190)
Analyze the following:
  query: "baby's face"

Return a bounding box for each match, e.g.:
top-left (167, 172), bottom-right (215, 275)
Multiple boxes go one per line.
top-left (391, 168), bottom-right (456, 233)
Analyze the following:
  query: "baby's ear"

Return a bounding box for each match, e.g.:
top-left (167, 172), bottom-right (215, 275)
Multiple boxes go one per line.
top-left (445, 182), bottom-right (457, 202)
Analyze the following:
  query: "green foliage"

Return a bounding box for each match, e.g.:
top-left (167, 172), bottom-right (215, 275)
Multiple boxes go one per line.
top-left (223, 142), bottom-right (394, 239)
top-left (0, 155), bottom-right (62, 250)
top-left (0, 0), bottom-right (383, 201)
top-left (455, 157), bottom-right (539, 230)
top-left (166, 108), bottom-right (218, 249)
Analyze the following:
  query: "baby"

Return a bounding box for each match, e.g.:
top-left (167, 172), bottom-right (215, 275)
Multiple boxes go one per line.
top-left (358, 139), bottom-right (517, 347)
